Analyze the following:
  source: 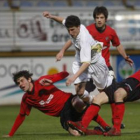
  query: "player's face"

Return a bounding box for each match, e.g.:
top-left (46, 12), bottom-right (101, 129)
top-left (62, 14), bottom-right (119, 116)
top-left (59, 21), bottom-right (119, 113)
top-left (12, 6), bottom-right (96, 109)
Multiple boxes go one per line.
top-left (67, 26), bottom-right (80, 39)
top-left (95, 14), bottom-right (106, 29)
top-left (17, 76), bottom-right (33, 92)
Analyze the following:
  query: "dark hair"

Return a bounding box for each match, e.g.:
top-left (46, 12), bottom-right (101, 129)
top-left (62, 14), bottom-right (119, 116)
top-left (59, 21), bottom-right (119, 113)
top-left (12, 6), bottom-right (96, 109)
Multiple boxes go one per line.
top-left (93, 6), bottom-right (108, 19)
top-left (13, 70), bottom-right (33, 84)
top-left (65, 15), bottom-right (81, 28)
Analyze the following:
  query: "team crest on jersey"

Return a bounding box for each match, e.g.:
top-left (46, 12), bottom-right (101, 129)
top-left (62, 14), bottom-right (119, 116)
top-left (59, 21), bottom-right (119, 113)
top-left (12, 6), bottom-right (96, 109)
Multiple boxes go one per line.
top-left (105, 37), bottom-right (109, 41)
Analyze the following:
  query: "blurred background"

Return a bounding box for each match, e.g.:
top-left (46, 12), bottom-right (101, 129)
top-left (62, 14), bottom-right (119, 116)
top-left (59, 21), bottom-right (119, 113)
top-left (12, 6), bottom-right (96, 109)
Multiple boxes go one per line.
top-left (0, 0), bottom-right (140, 105)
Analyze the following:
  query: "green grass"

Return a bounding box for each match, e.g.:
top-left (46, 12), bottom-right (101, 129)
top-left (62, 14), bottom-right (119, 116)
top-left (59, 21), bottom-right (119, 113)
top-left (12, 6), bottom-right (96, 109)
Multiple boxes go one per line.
top-left (0, 102), bottom-right (140, 140)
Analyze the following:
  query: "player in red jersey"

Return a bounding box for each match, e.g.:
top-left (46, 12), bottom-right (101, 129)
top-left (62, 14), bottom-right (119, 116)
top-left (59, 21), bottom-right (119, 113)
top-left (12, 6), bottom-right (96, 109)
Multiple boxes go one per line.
top-left (104, 70), bottom-right (140, 136)
top-left (67, 70), bottom-right (140, 136)
top-left (3, 70), bottom-right (110, 137)
top-left (87, 6), bottom-right (133, 76)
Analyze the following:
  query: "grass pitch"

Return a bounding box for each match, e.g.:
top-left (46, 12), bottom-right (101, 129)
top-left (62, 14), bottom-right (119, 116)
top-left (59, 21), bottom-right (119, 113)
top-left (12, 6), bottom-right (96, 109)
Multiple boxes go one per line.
top-left (0, 102), bottom-right (140, 140)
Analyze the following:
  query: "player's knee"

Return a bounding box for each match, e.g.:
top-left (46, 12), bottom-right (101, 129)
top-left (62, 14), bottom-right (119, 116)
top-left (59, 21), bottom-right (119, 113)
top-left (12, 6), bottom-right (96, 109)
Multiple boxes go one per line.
top-left (72, 96), bottom-right (87, 112)
top-left (114, 88), bottom-right (125, 102)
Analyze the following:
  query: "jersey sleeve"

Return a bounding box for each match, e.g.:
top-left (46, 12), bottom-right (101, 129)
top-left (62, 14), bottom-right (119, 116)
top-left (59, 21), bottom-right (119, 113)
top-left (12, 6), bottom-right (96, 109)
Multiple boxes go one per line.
top-left (111, 29), bottom-right (120, 47)
top-left (80, 40), bottom-right (91, 63)
top-left (8, 114), bottom-right (25, 136)
top-left (20, 94), bottom-right (32, 116)
top-left (38, 71), bottom-right (69, 83)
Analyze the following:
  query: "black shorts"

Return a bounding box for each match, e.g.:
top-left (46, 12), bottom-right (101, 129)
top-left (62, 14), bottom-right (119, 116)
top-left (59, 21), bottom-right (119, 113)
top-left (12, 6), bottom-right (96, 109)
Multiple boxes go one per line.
top-left (60, 95), bottom-right (86, 131)
top-left (103, 79), bottom-right (118, 103)
top-left (118, 78), bottom-right (140, 102)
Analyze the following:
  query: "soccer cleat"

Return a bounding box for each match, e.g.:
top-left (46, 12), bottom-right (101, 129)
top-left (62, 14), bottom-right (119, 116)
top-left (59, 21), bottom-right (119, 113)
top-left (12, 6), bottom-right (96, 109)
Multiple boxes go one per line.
top-left (85, 129), bottom-right (103, 135)
top-left (94, 126), bottom-right (105, 132)
top-left (94, 126), bottom-right (111, 133)
top-left (67, 121), bottom-right (86, 135)
top-left (104, 126), bottom-right (111, 132)
top-left (104, 127), bottom-right (121, 136)
top-left (121, 123), bottom-right (125, 129)
top-left (112, 120), bottom-right (125, 129)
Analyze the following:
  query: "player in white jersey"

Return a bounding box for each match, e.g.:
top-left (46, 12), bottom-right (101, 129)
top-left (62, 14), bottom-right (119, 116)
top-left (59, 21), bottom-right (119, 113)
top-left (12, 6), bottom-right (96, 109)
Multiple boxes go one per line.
top-left (43, 11), bottom-right (113, 104)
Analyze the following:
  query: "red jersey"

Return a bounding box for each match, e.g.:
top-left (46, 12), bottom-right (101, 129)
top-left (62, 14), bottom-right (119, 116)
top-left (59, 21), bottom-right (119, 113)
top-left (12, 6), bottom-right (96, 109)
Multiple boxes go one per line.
top-left (20, 71), bottom-right (71, 117)
top-left (86, 24), bottom-right (120, 66)
top-left (129, 70), bottom-right (140, 82)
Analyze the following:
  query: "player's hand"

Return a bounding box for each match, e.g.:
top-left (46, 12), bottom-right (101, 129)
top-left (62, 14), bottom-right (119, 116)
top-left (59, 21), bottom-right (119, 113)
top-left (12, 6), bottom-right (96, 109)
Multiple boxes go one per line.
top-left (39, 78), bottom-right (52, 86)
top-left (125, 56), bottom-right (134, 67)
top-left (66, 77), bottom-right (75, 86)
top-left (43, 11), bottom-right (52, 19)
top-left (2, 135), bottom-right (11, 138)
top-left (56, 51), bottom-right (64, 61)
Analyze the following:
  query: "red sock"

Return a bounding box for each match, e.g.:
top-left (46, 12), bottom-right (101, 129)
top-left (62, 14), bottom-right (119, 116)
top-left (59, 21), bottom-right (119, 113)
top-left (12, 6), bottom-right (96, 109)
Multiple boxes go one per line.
top-left (110, 103), bottom-right (115, 124)
top-left (81, 103), bottom-right (100, 128)
top-left (113, 102), bottom-right (125, 131)
top-left (93, 114), bottom-right (110, 129)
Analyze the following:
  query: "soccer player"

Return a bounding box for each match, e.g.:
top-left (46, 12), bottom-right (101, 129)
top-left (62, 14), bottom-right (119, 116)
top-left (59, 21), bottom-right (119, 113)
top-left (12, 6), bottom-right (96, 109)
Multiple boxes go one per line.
top-left (43, 11), bottom-right (113, 105)
top-left (3, 70), bottom-right (110, 137)
top-left (104, 70), bottom-right (140, 136)
top-left (67, 70), bottom-right (140, 136)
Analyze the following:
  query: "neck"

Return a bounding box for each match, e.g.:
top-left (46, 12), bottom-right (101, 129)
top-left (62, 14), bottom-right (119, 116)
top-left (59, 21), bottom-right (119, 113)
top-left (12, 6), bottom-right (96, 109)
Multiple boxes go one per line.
top-left (95, 24), bottom-right (106, 33)
top-left (29, 83), bottom-right (33, 92)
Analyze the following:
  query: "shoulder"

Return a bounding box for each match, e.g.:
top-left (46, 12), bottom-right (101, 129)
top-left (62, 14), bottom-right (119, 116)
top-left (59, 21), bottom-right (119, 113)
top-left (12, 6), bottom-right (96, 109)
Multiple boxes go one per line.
top-left (106, 25), bottom-right (116, 32)
top-left (86, 23), bottom-right (95, 30)
top-left (80, 26), bottom-right (93, 42)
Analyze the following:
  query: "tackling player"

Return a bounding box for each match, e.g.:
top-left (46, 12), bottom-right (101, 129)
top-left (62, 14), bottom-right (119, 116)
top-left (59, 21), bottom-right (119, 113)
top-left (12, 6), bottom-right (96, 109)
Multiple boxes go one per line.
top-left (3, 70), bottom-right (110, 137)
top-left (67, 70), bottom-right (140, 136)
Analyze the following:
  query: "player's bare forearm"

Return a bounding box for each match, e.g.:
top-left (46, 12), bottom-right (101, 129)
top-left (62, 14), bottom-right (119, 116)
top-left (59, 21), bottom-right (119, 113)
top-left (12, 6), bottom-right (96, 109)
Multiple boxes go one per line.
top-left (66, 63), bottom-right (90, 86)
top-left (56, 40), bottom-right (72, 61)
top-left (43, 11), bottom-right (64, 23)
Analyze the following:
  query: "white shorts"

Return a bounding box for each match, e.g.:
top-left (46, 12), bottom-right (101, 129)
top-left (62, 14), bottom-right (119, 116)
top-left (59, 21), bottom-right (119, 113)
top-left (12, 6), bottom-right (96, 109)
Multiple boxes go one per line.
top-left (88, 57), bottom-right (112, 90)
top-left (72, 61), bottom-right (89, 84)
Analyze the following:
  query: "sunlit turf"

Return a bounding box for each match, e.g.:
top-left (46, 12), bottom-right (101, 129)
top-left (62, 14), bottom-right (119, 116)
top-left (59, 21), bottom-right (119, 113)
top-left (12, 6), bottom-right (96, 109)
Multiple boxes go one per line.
top-left (0, 102), bottom-right (140, 140)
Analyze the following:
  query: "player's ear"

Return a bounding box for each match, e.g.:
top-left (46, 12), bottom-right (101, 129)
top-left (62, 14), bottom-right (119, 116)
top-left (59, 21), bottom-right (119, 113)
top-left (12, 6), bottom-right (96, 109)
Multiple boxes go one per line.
top-left (28, 78), bottom-right (32, 83)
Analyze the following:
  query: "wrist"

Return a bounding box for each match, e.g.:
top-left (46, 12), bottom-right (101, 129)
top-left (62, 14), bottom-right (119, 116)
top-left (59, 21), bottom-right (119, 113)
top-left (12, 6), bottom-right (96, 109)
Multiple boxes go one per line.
top-left (124, 55), bottom-right (129, 61)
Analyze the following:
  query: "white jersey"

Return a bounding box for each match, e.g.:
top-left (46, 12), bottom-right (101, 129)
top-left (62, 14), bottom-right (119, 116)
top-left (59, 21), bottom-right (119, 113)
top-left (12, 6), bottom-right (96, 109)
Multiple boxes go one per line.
top-left (62, 20), bottom-right (112, 89)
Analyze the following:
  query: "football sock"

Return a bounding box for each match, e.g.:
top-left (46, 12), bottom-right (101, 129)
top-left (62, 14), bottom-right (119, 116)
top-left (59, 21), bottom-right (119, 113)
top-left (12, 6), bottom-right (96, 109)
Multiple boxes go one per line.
top-left (93, 114), bottom-right (110, 128)
top-left (81, 103), bottom-right (100, 128)
top-left (113, 102), bottom-right (125, 131)
top-left (110, 103), bottom-right (115, 124)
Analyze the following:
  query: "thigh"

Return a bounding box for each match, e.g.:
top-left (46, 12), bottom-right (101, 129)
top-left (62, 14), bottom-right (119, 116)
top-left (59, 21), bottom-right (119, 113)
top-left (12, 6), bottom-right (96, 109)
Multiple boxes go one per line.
top-left (88, 58), bottom-right (109, 90)
top-left (93, 91), bottom-right (109, 105)
top-left (119, 78), bottom-right (140, 102)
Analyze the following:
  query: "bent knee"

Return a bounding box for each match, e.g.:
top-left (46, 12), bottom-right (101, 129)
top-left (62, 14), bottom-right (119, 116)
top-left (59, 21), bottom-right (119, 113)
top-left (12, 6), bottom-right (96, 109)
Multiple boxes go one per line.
top-left (114, 88), bottom-right (127, 102)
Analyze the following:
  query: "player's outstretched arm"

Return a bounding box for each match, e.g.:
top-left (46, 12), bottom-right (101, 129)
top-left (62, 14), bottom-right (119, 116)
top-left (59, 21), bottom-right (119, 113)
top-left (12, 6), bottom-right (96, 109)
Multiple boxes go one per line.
top-left (43, 11), bottom-right (64, 24)
top-left (56, 40), bottom-right (72, 61)
top-left (39, 71), bottom-right (69, 84)
top-left (117, 44), bottom-right (134, 66)
top-left (4, 114), bottom-right (26, 137)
